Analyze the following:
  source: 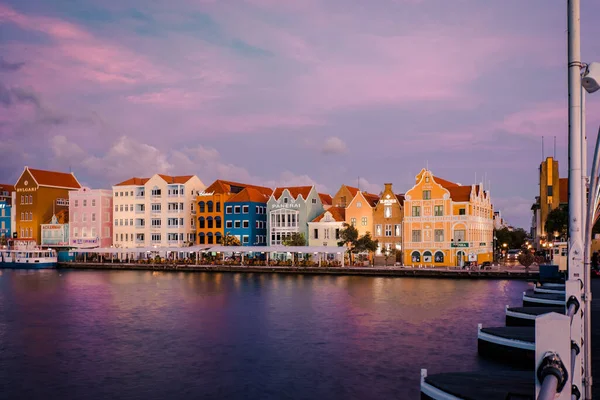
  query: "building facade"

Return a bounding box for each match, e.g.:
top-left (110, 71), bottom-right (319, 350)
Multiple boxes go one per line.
top-left (113, 174), bottom-right (205, 248)
top-left (345, 190), bottom-right (380, 238)
top-left (402, 169), bottom-right (494, 267)
top-left (196, 180), bottom-right (272, 245)
top-left (224, 187), bottom-right (271, 246)
top-left (0, 200), bottom-right (11, 241)
top-left (308, 207), bottom-right (345, 247)
top-left (267, 186), bottom-right (324, 245)
top-left (0, 184), bottom-right (13, 206)
top-left (372, 183), bottom-right (404, 258)
top-left (41, 213), bottom-right (70, 247)
top-left (69, 187), bottom-right (113, 248)
top-left (14, 167), bottom-right (81, 244)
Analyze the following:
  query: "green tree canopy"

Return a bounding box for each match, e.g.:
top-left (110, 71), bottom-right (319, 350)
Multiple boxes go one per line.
top-left (544, 204), bottom-right (568, 241)
top-left (495, 227), bottom-right (528, 249)
top-left (282, 232), bottom-right (307, 246)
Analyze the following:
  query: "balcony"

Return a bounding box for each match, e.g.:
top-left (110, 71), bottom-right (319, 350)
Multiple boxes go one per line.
top-left (135, 225), bottom-right (145, 229)
top-left (167, 209), bottom-right (182, 214)
top-left (135, 209), bottom-right (145, 214)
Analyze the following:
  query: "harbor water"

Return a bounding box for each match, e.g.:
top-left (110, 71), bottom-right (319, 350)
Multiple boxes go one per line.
top-left (0, 270), bottom-right (531, 399)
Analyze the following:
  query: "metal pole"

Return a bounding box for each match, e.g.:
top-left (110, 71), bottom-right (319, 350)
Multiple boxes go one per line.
top-left (538, 375), bottom-right (559, 400)
top-left (567, 0), bottom-right (586, 399)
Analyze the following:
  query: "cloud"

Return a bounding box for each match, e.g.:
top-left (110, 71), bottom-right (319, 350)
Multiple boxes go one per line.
top-left (0, 82), bottom-right (40, 108)
top-left (320, 136), bottom-right (347, 155)
top-left (0, 57), bottom-right (25, 72)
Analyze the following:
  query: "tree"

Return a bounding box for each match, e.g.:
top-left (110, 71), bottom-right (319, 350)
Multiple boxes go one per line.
top-left (381, 247), bottom-right (396, 267)
top-left (494, 227), bottom-right (528, 250)
top-left (545, 204), bottom-right (568, 241)
top-left (355, 232), bottom-right (379, 266)
top-left (518, 248), bottom-right (535, 271)
top-left (282, 233), bottom-right (306, 265)
top-left (338, 223), bottom-right (359, 264)
top-left (222, 233), bottom-right (241, 246)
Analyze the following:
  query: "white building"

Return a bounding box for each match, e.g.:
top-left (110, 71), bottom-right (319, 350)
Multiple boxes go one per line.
top-left (112, 174), bottom-right (205, 248)
top-left (307, 207), bottom-right (345, 247)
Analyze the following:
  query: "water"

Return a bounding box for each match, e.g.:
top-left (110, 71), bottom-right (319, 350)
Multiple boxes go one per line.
top-left (0, 270), bottom-right (530, 399)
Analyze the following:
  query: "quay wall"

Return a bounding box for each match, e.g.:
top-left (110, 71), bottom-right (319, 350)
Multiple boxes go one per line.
top-left (57, 263), bottom-right (537, 280)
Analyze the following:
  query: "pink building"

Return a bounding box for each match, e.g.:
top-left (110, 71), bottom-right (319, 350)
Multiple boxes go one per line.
top-left (68, 187), bottom-right (113, 248)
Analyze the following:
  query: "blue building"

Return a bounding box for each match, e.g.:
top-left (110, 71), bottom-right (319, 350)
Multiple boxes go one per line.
top-left (224, 187), bottom-right (271, 246)
top-left (0, 200), bottom-right (11, 241)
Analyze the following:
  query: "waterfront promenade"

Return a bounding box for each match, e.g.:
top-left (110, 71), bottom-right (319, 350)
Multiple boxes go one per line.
top-left (59, 262), bottom-right (539, 280)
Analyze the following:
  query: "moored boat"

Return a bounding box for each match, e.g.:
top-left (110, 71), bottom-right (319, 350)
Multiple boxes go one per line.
top-left (0, 239), bottom-right (57, 269)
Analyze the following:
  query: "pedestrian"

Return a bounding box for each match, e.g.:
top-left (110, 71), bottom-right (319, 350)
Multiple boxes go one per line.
top-left (592, 251), bottom-right (599, 271)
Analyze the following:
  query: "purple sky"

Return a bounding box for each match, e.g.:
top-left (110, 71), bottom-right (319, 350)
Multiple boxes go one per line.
top-left (1, 0), bottom-right (600, 229)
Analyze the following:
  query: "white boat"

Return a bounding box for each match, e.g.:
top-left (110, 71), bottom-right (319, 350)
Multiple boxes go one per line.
top-left (0, 239), bottom-right (57, 269)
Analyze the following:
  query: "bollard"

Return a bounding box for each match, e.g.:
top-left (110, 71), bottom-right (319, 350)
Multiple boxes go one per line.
top-left (536, 312), bottom-right (571, 400)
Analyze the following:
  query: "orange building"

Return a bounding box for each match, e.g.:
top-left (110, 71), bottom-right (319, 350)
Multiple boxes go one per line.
top-left (14, 166), bottom-right (81, 244)
top-left (196, 180), bottom-right (272, 245)
top-left (372, 183), bottom-right (404, 261)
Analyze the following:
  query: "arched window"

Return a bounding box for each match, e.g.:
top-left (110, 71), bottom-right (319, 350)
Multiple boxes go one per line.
top-left (215, 216), bottom-right (222, 229)
top-left (207, 201), bottom-right (214, 213)
top-left (29, 212), bottom-right (32, 221)
top-left (434, 251), bottom-right (444, 263)
top-left (29, 195), bottom-right (32, 204)
top-left (411, 251), bottom-right (421, 263)
top-left (216, 232), bottom-right (222, 244)
top-left (21, 212), bottom-right (24, 221)
top-left (207, 216), bottom-right (214, 229)
top-left (207, 232), bottom-right (214, 244)
top-left (198, 216), bottom-right (205, 229)
top-left (198, 201), bottom-right (205, 213)
top-left (198, 232), bottom-right (205, 244)
top-left (423, 251), bottom-right (432, 262)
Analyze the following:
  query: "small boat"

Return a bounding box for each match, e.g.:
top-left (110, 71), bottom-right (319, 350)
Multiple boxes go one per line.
top-left (0, 240), bottom-right (57, 269)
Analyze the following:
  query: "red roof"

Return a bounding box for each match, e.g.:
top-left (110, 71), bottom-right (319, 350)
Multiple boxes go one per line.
top-left (273, 186), bottom-right (313, 201)
top-left (559, 178), bottom-right (569, 204)
top-left (312, 206), bottom-right (346, 222)
top-left (432, 175), bottom-right (460, 189)
top-left (362, 192), bottom-right (380, 207)
top-left (26, 167), bottom-right (81, 189)
top-left (345, 186), bottom-right (360, 197)
top-left (204, 180), bottom-right (272, 196)
top-left (395, 194), bottom-right (405, 206)
top-left (448, 186), bottom-right (472, 202)
top-left (114, 177), bottom-right (150, 186)
top-left (115, 175), bottom-right (195, 186)
top-left (319, 193), bottom-right (333, 205)
top-left (0, 183), bottom-right (14, 193)
top-left (227, 187), bottom-right (272, 203)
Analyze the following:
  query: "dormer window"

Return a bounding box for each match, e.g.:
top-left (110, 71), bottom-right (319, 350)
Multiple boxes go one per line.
top-left (284, 198), bottom-right (288, 204)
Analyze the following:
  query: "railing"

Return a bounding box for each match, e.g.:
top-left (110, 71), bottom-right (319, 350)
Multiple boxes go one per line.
top-left (536, 286), bottom-right (581, 400)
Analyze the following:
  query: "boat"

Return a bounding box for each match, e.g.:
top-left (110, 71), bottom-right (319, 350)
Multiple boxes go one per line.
top-left (0, 239), bottom-right (57, 269)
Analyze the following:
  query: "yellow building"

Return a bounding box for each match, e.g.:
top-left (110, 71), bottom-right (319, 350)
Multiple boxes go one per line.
top-left (331, 185), bottom-right (379, 237)
top-left (402, 169), bottom-right (494, 267)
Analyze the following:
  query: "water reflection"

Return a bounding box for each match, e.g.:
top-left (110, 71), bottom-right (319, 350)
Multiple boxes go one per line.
top-left (0, 270), bottom-right (530, 400)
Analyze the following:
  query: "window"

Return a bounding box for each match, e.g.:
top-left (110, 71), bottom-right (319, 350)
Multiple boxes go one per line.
top-left (207, 201), bottom-right (213, 213)
top-left (207, 218), bottom-right (213, 229)
top-left (434, 229), bottom-right (444, 242)
top-left (283, 198), bottom-right (288, 204)
top-left (215, 218), bottom-right (221, 229)
top-left (356, 201), bottom-right (362, 208)
top-left (115, 205), bottom-right (118, 212)
top-left (385, 224), bottom-right (392, 237)
top-left (29, 212), bottom-right (32, 221)
top-left (394, 224), bottom-right (401, 236)
top-left (454, 229), bottom-right (466, 242)
top-left (114, 220), bottom-right (118, 226)
top-left (29, 195), bottom-right (32, 204)
top-left (151, 219), bottom-right (161, 227)
top-left (20, 212), bottom-right (24, 221)
top-left (547, 186), bottom-right (553, 196)
top-left (20, 195), bottom-right (24, 204)
top-left (234, 221), bottom-right (241, 228)
top-left (384, 205), bottom-right (392, 218)
top-left (83, 200), bottom-right (87, 207)
top-left (361, 217), bottom-right (368, 226)
top-left (115, 192), bottom-right (119, 197)
top-left (91, 213), bottom-right (96, 222)
top-left (151, 234), bottom-right (161, 242)
top-left (459, 208), bottom-right (466, 215)
top-left (412, 206), bottom-right (421, 217)
top-left (434, 205), bottom-right (443, 216)
top-left (120, 205), bottom-right (123, 212)
top-left (199, 202), bottom-right (205, 213)
top-left (423, 190), bottom-right (431, 200)
top-left (91, 227), bottom-right (96, 238)
top-left (243, 205), bottom-right (249, 214)
top-left (423, 251), bottom-right (432, 263)
top-left (324, 229), bottom-right (330, 239)
top-left (74, 200), bottom-right (79, 207)
top-left (314, 229), bottom-right (319, 239)
top-left (226, 221), bottom-right (232, 228)
top-left (375, 224), bottom-right (382, 236)
top-left (130, 218), bottom-right (133, 226)
top-left (216, 203), bottom-right (221, 212)
top-left (82, 228), bottom-right (87, 238)
top-left (226, 206), bottom-right (232, 214)
top-left (243, 235), bottom-right (249, 244)
top-left (125, 205), bottom-right (129, 212)
top-left (351, 218), bottom-right (356, 227)
top-left (104, 212), bottom-right (109, 222)
top-left (335, 229), bottom-right (340, 239)
top-left (243, 220), bottom-right (249, 228)
top-left (82, 213), bottom-right (87, 222)
top-left (198, 217), bottom-right (205, 229)
top-left (151, 187), bottom-right (161, 197)
top-left (312, 198), bottom-right (317, 204)
top-left (256, 221), bottom-right (260, 229)
top-left (412, 230), bottom-right (422, 242)
top-left (73, 228), bottom-right (79, 238)
top-left (151, 204), bottom-right (161, 212)
top-left (234, 206), bottom-right (241, 214)
top-left (411, 251), bottom-right (421, 263)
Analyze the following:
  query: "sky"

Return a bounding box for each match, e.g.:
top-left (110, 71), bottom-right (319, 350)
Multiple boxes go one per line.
top-left (1, 0), bottom-right (600, 230)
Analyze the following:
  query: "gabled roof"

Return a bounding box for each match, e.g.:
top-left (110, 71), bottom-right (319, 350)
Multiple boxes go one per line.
top-left (157, 174), bottom-right (195, 184)
top-left (319, 193), bottom-right (333, 205)
top-left (395, 194), bottom-right (405, 206)
top-left (204, 180), bottom-right (272, 196)
top-left (24, 167), bottom-right (81, 189)
top-left (227, 187), bottom-right (272, 203)
top-left (448, 186), bottom-right (472, 202)
top-left (0, 184), bottom-right (14, 193)
top-left (360, 192), bottom-right (380, 207)
top-left (432, 175), bottom-right (460, 189)
top-left (345, 186), bottom-right (360, 197)
top-left (272, 186), bottom-right (313, 201)
top-left (114, 177), bottom-right (150, 186)
top-left (559, 178), bottom-right (569, 204)
top-left (312, 206), bottom-right (346, 222)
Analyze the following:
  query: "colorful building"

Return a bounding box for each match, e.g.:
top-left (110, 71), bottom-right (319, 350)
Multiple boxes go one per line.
top-left (0, 184), bottom-right (13, 206)
top-left (196, 180), bottom-right (272, 245)
top-left (319, 193), bottom-right (333, 210)
top-left (372, 183), bottom-right (404, 260)
top-left (69, 187), bottom-right (113, 248)
top-left (0, 200), bottom-right (11, 241)
top-left (41, 211), bottom-right (69, 247)
top-left (113, 174), bottom-right (205, 248)
top-left (267, 186), bottom-right (324, 245)
top-left (224, 187), bottom-right (272, 246)
top-left (345, 189), bottom-right (380, 238)
top-left (402, 168), bottom-right (494, 267)
top-left (14, 167), bottom-right (81, 244)
top-left (308, 207), bottom-right (345, 247)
